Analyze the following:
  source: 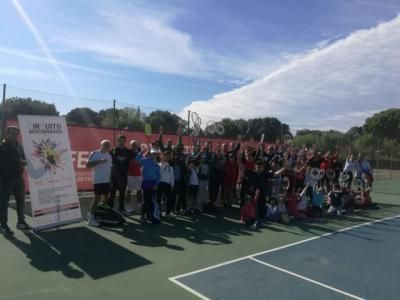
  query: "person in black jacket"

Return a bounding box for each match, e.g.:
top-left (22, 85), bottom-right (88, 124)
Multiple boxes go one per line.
top-left (0, 126), bottom-right (31, 235)
top-left (109, 134), bottom-right (131, 213)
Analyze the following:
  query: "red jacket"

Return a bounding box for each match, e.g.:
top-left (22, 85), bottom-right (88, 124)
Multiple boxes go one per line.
top-left (241, 196), bottom-right (258, 222)
top-left (223, 160), bottom-right (239, 188)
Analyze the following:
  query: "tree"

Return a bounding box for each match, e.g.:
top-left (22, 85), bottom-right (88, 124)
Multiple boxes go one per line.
top-left (2, 97), bottom-right (59, 119)
top-left (66, 107), bottom-right (99, 126)
top-left (146, 110), bottom-right (183, 134)
top-left (363, 108), bottom-right (400, 141)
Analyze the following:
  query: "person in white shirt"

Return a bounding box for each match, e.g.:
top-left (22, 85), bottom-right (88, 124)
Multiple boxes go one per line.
top-left (157, 149), bottom-right (175, 216)
top-left (343, 150), bottom-right (355, 188)
top-left (86, 140), bottom-right (112, 227)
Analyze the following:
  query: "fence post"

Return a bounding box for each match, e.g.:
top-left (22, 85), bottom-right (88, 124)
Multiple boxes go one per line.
top-left (1, 83), bottom-right (6, 140)
top-left (112, 99), bottom-right (116, 146)
top-left (390, 141), bottom-right (393, 180)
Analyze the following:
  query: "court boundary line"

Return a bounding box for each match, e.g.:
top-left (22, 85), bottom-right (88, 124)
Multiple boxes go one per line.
top-left (249, 257), bottom-right (364, 300)
top-left (169, 214), bottom-right (400, 299)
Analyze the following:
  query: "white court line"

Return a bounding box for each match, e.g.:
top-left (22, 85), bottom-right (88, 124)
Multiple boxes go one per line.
top-left (169, 214), bottom-right (400, 299)
top-left (249, 257), bottom-right (364, 300)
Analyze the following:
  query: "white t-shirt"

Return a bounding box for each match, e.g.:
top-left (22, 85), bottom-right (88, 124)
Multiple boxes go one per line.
top-left (189, 168), bottom-right (199, 186)
top-left (343, 159), bottom-right (355, 173)
top-left (87, 150), bottom-right (112, 184)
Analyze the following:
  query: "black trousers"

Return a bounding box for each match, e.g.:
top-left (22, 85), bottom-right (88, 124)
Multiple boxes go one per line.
top-left (157, 182), bottom-right (174, 214)
top-left (142, 188), bottom-right (153, 218)
top-left (174, 180), bottom-right (187, 211)
top-left (109, 174), bottom-right (127, 210)
top-left (0, 176), bottom-right (26, 226)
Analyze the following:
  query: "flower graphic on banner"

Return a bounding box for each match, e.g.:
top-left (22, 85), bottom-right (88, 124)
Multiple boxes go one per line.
top-left (32, 139), bottom-right (67, 174)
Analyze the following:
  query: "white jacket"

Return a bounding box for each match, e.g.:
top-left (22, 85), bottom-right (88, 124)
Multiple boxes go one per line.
top-left (159, 161), bottom-right (174, 187)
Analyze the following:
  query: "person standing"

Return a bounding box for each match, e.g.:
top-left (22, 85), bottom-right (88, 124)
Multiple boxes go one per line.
top-left (126, 140), bottom-right (142, 214)
top-left (86, 140), bottom-right (112, 227)
top-left (0, 126), bottom-right (31, 235)
top-left (109, 134), bottom-right (131, 213)
top-left (157, 150), bottom-right (175, 216)
top-left (135, 145), bottom-right (160, 224)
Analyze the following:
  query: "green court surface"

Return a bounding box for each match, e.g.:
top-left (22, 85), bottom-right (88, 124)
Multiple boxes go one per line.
top-left (1, 179), bottom-right (399, 300)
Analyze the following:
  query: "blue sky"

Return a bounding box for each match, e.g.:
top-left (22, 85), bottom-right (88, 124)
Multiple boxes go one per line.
top-left (1, 0), bottom-right (399, 131)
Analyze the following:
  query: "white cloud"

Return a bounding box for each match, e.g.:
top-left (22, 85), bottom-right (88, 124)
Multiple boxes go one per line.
top-left (55, 5), bottom-right (208, 77)
top-left (183, 15), bottom-right (400, 132)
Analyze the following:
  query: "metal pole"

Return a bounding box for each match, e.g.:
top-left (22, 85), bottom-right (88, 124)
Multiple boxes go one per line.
top-left (187, 110), bottom-right (190, 154)
top-left (1, 84), bottom-right (7, 140)
top-left (113, 99), bottom-right (116, 146)
top-left (390, 141), bottom-right (393, 180)
top-left (1, 84), bottom-right (6, 140)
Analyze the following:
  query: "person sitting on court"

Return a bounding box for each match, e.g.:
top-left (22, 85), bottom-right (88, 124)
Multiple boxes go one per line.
top-left (241, 190), bottom-right (259, 230)
top-left (265, 198), bottom-right (280, 221)
top-left (327, 183), bottom-right (344, 216)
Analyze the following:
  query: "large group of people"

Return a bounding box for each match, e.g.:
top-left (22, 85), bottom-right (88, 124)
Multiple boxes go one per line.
top-left (0, 125), bottom-right (377, 235)
top-left (86, 130), bottom-right (376, 228)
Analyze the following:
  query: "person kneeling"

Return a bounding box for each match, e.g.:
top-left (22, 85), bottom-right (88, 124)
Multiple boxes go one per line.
top-left (241, 190), bottom-right (260, 230)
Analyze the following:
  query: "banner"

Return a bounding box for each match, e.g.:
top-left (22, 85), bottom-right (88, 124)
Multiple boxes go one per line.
top-left (17, 115), bottom-right (82, 230)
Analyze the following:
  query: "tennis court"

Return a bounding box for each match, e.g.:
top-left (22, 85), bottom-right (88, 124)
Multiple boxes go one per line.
top-left (171, 215), bottom-right (400, 300)
top-left (1, 180), bottom-right (399, 300)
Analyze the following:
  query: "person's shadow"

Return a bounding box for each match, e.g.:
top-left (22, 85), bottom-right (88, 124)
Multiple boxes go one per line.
top-left (5, 232), bottom-right (84, 279)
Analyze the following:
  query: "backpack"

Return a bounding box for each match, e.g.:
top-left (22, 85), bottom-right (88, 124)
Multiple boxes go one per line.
top-left (94, 205), bottom-right (125, 226)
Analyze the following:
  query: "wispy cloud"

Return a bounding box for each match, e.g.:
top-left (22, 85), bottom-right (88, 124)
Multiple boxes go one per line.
top-left (0, 47), bottom-right (119, 77)
top-left (11, 0), bottom-right (75, 96)
top-left (0, 67), bottom-right (46, 79)
top-left (183, 15), bottom-right (400, 132)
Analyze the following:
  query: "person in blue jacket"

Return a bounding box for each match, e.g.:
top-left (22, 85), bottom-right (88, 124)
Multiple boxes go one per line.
top-left (136, 145), bottom-right (160, 224)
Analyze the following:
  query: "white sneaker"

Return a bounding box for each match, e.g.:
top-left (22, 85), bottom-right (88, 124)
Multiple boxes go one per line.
top-left (125, 204), bottom-right (134, 213)
top-left (87, 215), bottom-right (100, 227)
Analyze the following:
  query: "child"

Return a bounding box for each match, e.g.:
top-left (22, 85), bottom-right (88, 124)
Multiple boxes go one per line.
top-left (187, 159), bottom-right (199, 213)
top-left (157, 150), bottom-right (175, 216)
top-left (297, 185), bottom-right (308, 218)
top-left (265, 198), bottom-right (280, 221)
top-left (327, 183), bottom-right (344, 216)
top-left (241, 190), bottom-right (260, 230)
top-left (277, 197), bottom-right (289, 224)
top-left (311, 184), bottom-right (324, 216)
top-left (197, 154), bottom-right (209, 212)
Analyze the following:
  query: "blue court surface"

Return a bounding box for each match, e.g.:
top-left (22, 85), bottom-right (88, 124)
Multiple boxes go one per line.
top-left (170, 215), bottom-right (400, 300)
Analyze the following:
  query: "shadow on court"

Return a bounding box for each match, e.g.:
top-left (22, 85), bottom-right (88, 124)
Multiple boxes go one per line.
top-left (5, 227), bottom-right (151, 280)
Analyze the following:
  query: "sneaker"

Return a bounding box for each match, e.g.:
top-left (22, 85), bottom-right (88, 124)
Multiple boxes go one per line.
top-left (140, 216), bottom-right (147, 224)
top-left (87, 216), bottom-right (100, 227)
top-left (0, 224), bottom-right (15, 235)
top-left (16, 222), bottom-right (32, 231)
top-left (125, 204), bottom-right (134, 214)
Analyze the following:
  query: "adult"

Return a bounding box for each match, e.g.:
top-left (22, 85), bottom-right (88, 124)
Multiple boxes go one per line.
top-left (109, 134), bottom-right (131, 213)
top-left (86, 140), bottom-right (112, 227)
top-left (0, 126), bottom-right (31, 235)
